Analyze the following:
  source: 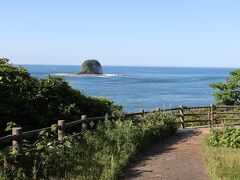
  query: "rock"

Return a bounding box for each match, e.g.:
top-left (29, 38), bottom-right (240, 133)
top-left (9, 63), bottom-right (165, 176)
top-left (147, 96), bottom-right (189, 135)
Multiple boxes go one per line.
top-left (79, 59), bottom-right (103, 74)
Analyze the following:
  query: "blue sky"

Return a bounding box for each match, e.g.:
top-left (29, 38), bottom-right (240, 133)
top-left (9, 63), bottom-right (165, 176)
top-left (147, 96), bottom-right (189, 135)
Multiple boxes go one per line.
top-left (1, 0), bottom-right (240, 67)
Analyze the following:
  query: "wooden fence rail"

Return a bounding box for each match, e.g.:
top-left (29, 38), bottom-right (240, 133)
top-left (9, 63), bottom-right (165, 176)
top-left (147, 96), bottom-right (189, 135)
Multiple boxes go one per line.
top-left (1, 104), bottom-right (240, 157)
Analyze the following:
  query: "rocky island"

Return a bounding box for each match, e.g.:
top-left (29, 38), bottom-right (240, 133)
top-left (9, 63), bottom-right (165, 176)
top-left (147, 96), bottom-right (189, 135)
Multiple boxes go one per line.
top-left (79, 59), bottom-right (103, 74)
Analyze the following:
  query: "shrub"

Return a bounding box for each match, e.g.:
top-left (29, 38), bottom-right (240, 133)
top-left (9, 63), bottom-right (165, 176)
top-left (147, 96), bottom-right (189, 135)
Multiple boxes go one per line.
top-left (0, 58), bottom-right (9, 64)
top-left (210, 69), bottom-right (240, 105)
top-left (0, 60), bottom-right (121, 135)
top-left (0, 111), bottom-right (177, 179)
top-left (207, 127), bottom-right (240, 148)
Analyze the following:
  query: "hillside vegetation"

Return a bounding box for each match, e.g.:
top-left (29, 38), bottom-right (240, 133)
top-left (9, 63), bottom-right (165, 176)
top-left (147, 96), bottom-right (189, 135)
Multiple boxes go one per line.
top-left (0, 58), bottom-right (120, 135)
top-left (0, 111), bottom-right (177, 179)
top-left (202, 127), bottom-right (240, 180)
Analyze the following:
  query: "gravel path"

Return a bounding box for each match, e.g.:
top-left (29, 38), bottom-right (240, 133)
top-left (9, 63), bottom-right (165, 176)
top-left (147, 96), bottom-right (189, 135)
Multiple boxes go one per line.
top-left (122, 128), bottom-right (210, 180)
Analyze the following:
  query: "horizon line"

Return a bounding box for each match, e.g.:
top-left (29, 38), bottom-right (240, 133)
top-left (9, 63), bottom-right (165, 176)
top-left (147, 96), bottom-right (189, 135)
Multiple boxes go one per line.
top-left (15, 63), bottom-right (239, 69)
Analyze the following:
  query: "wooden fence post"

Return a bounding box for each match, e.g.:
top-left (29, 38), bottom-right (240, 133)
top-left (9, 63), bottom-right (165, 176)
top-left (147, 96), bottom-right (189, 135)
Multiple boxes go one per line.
top-left (58, 120), bottom-right (65, 141)
top-left (179, 105), bottom-right (185, 129)
top-left (12, 127), bottom-right (23, 154)
top-left (141, 109), bottom-right (145, 117)
top-left (81, 115), bottom-right (88, 129)
top-left (222, 119), bottom-right (225, 127)
top-left (209, 104), bottom-right (214, 128)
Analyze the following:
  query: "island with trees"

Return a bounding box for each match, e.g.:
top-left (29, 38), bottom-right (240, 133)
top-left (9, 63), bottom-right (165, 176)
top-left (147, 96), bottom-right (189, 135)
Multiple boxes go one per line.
top-left (79, 59), bottom-right (103, 75)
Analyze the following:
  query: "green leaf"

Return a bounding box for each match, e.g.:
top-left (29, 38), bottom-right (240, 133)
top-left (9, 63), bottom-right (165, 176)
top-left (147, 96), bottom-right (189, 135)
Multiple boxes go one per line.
top-left (5, 122), bottom-right (17, 132)
top-left (51, 124), bottom-right (58, 132)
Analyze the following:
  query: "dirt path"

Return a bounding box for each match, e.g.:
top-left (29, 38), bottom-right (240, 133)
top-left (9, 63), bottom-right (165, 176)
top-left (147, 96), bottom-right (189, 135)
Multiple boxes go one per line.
top-left (122, 128), bottom-right (210, 180)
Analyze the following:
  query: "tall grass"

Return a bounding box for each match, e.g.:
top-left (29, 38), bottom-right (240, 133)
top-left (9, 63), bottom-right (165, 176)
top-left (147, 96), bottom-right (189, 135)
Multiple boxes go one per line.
top-left (202, 127), bottom-right (240, 180)
top-left (0, 111), bottom-right (177, 180)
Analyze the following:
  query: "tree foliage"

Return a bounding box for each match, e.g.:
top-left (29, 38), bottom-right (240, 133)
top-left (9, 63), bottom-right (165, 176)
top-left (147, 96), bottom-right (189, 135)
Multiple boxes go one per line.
top-left (0, 57), bottom-right (9, 64)
top-left (210, 69), bottom-right (240, 105)
top-left (0, 59), bottom-right (121, 135)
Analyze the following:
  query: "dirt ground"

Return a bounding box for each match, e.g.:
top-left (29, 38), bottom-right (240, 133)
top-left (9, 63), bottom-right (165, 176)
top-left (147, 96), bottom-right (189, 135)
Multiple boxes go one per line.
top-left (122, 128), bottom-right (210, 180)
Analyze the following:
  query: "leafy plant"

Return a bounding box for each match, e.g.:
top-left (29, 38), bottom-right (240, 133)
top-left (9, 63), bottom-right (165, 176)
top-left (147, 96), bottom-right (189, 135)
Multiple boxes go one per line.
top-left (207, 127), bottom-right (240, 148)
top-left (0, 111), bottom-right (177, 179)
top-left (210, 69), bottom-right (240, 105)
top-left (5, 122), bottom-right (18, 132)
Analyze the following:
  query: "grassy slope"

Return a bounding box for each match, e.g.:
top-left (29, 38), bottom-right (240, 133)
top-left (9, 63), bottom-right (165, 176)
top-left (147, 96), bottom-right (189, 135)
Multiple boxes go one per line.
top-left (201, 139), bottom-right (240, 180)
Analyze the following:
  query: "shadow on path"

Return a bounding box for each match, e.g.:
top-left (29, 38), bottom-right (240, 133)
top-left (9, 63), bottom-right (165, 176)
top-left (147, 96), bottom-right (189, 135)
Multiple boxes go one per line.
top-left (122, 128), bottom-right (209, 180)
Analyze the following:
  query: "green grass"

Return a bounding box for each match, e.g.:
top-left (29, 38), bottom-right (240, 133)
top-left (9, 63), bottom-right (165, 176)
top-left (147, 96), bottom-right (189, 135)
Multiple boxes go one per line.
top-left (202, 134), bottom-right (240, 180)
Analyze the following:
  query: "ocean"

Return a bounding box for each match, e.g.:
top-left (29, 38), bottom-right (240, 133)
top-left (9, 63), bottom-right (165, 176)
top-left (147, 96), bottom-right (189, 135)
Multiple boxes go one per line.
top-left (22, 65), bottom-right (236, 112)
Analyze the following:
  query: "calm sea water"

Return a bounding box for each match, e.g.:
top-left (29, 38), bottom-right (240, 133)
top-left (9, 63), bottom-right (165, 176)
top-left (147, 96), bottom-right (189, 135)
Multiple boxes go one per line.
top-left (22, 65), bottom-right (235, 112)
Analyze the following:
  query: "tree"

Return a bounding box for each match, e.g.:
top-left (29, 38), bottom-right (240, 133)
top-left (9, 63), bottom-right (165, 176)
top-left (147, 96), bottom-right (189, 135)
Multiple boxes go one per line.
top-left (0, 57), bottom-right (10, 64)
top-left (210, 69), bottom-right (240, 105)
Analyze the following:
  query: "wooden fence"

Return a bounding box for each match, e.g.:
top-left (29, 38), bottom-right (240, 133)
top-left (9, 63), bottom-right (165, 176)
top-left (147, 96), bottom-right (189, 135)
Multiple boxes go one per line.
top-left (179, 104), bottom-right (240, 128)
top-left (1, 104), bottom-right (240, 157)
